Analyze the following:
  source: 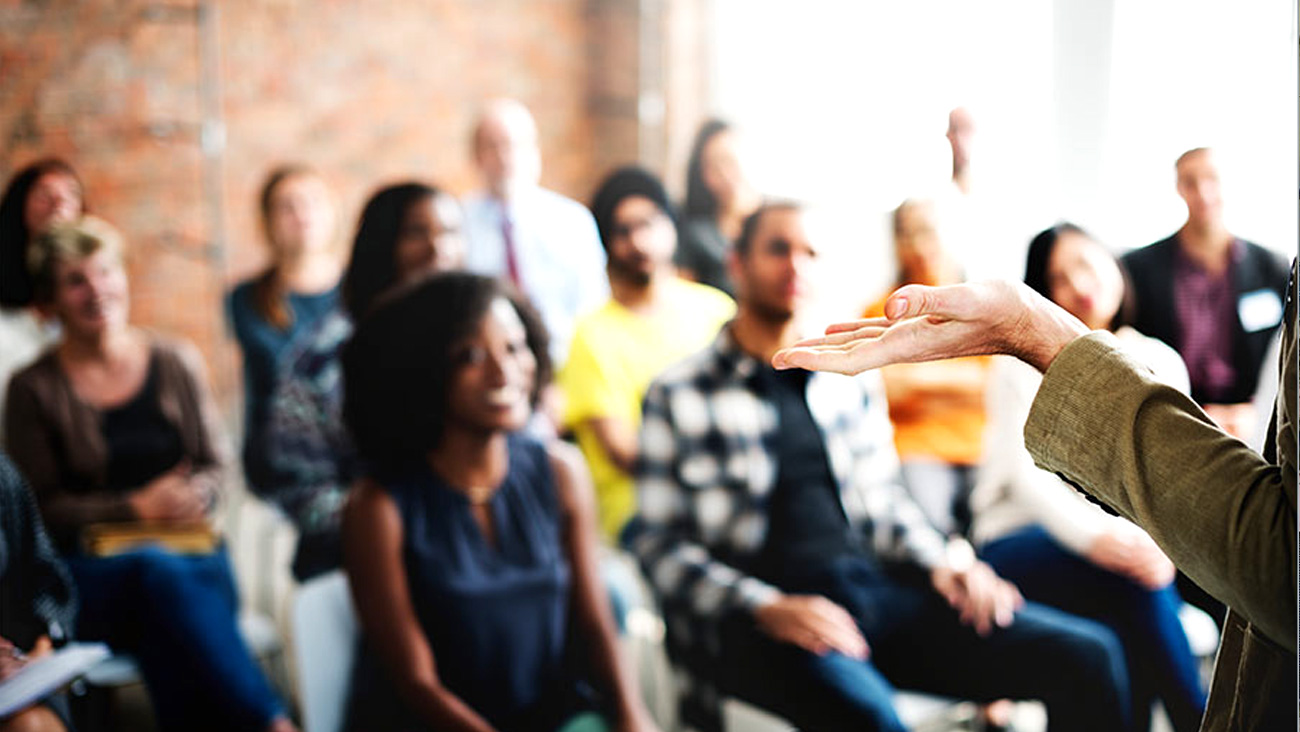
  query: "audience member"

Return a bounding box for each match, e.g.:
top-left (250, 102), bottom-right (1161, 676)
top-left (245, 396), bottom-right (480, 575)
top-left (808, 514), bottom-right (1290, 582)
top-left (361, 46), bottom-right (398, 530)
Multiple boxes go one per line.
top-left (772, 259), bottom-right (1296, 732)
top-left (1122, 147), bottom-right (1288, 442)
top-left (340, 272), bottom-right (659, 732)
top-left (972, 223), bottom-right (1206, 731)
top-left (462, 98), bottom-right (608, 368)
top-left (0, 159), bottom-right (85, 443)
top-left (560, 166), bottom-right (734, 543)
top-left (676, 120), bottom-right (760, 295)
top-left (0, 451), bottom-right (76, 732)
top-left (227, 166), bottom-right (341, 492)
top-left (946, 107), bottom-right (976, 197)
top-left (934, 107), bottom-right (1042, 282)
top-left (628, 202), bottom-right (1131, 732)
top-left (864, 198), bottom-right (990, 536)
top-left (262, 182), bottom-right (465, 581)
top-left (4, 218), bottom-right (295, 732)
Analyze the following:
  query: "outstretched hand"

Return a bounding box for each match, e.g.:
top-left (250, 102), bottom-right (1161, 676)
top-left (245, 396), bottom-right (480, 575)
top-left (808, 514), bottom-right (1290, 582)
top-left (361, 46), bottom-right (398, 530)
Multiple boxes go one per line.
top-left (772, 281), bottom-right (1090, 375)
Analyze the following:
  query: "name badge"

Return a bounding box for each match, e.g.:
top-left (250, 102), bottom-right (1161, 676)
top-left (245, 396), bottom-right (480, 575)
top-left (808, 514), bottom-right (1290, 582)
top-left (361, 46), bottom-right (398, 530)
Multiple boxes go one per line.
top-left (1238, 289), bottom-right (1283, 333)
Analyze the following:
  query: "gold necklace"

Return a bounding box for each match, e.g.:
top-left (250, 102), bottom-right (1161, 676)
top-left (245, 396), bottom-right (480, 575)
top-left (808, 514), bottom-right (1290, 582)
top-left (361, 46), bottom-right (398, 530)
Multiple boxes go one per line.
top-left (463, 485), bottom-right (497, 505)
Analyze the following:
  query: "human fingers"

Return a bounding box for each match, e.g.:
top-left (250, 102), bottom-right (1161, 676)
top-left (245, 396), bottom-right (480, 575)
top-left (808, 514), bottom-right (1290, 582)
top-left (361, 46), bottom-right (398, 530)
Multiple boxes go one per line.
top-left (788, 324), bottom-right (890, 349)
top-left (773, 597), bottom-right (868, 658)
top-left (884, 281), bottom-right (1000, 323)
top-left (773, 321), bottom-right (928, 374)
top-left (959, 565), bottom-right (1001, 636)
top-left (1130, 551), bottom-right (1176, 590)
top-left (772, 342), bottom-right (879, 374)
top-left (993, 579), bottom-right (1022, 629)
top-left (824, 317), bottom-right (891, 334)
top-left (807, 598), bottom-right (869, 659)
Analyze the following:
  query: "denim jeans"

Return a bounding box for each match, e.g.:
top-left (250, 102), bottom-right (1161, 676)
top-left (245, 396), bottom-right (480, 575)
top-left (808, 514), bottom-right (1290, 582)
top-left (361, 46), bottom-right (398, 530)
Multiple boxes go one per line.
top-left (66, 545), bottom-right (284, 732)
top-left (982, 525), bottom-right (1208, 732)
top-left (717, 554), bottom-right (1131, 732)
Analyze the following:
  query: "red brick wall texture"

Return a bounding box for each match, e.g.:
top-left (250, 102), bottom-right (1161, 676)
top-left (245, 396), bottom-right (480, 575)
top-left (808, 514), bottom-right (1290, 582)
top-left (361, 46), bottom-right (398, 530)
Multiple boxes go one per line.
top-left (0, 0), bottom-right (705, 418)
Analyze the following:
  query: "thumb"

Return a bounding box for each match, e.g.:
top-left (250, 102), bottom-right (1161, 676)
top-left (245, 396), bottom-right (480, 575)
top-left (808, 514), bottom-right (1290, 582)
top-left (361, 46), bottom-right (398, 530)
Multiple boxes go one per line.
top-left (884, 284), bottom-right (939, 321)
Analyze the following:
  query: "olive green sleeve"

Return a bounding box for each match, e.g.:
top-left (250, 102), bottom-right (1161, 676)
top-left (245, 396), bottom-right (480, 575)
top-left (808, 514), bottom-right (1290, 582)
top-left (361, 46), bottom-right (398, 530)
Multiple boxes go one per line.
top-left (1025, 331), bottom-right (1296, 650)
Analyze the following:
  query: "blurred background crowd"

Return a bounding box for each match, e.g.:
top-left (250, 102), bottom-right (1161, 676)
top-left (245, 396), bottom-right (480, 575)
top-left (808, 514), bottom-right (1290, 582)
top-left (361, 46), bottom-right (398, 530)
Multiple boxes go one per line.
top-left (0, 2), bottom-right (1294, 732)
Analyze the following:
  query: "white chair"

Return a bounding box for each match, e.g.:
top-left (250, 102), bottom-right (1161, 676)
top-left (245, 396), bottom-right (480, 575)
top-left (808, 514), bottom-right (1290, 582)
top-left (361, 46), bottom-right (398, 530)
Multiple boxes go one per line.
top-left (1178, 602), bottom-right (1220, 661)
top-left (291, 570), bottom-right (358, 732)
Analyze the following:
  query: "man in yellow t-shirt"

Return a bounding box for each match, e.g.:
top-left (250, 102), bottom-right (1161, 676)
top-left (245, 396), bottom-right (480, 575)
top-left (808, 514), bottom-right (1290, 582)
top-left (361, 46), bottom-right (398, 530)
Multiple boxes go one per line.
top-left (561, 167), bottom-right (735, 542)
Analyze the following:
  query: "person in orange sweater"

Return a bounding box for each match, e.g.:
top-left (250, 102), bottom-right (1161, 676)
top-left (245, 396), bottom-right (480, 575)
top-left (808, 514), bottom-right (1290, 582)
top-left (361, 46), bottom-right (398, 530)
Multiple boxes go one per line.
top-left (864, 198), bottom-right (990, 537)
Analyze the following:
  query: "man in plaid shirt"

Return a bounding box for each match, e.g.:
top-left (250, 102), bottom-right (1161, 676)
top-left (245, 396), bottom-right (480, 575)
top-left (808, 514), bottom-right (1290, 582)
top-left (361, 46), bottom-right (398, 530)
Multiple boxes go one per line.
top-left (626, 202), bottom-right (1132, 732)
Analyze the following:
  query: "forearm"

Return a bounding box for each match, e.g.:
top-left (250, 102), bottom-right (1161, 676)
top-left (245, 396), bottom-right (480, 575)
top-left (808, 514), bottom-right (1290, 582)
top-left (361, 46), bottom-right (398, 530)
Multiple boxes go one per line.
top-left (578, 609), bottom-right (644, 723)
top-left (1014, 298), bottom-right (1090, 372)
top-left (43, 490), bottom-right (134, 533)
top-left (629, 525), bottom-right (779, 616)
top-left (1026, 332), bottom-right (1295, 648)
top-left (589, 416), bottom-right (638, 474)
top-left (400, 678), bottom-right (497, 732)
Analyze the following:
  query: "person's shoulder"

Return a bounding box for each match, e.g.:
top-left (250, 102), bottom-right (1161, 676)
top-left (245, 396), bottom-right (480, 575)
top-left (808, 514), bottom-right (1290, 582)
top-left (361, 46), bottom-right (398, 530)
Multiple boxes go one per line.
top-left (143, 332), bottom-right (210, 384)
top-left (574, 298), bottom-right (622, 328)
top-left (1115, 326), bottom-right (1189, 391)
top-left (344, 475), bottom-right (402, 528)
top-left (8, 345), bottom-right (61, 394)
top-left (542, 438), bottom-right (586, 484)
top-left (1121, 235), bottom-right (1177, 267)
top-left (1239, 239), bottom-right (1290, 274)
top-left (225, 277), bottom-right (263, 333)
top-left (649, 336), bottom-right (722, 394)
top-left (672, 278), bottom-right (733, 306)
top-left (566, 299), bottom-right (622, 350)
top-left (534, 187), bottom-right (596, 223)
top-left (460, 190), bottom-right (494, 214)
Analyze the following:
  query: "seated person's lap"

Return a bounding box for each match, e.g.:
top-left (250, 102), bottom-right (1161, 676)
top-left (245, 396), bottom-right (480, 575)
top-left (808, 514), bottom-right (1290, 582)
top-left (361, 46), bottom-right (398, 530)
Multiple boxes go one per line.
top-left (720, 554), bottom-right (1128, 726)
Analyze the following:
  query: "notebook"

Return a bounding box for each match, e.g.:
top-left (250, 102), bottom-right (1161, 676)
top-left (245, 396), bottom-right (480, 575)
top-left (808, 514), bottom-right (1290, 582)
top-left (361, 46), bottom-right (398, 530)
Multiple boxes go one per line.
top-left (0, 643), bottom-right (111, 718)
top-left (81, 520), bottom-right (219, 557)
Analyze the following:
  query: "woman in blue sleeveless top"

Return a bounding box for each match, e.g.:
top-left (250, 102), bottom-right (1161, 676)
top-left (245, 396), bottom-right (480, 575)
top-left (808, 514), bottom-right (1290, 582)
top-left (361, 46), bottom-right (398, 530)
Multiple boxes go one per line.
top-left (340, 272), bottom-right (660, 732)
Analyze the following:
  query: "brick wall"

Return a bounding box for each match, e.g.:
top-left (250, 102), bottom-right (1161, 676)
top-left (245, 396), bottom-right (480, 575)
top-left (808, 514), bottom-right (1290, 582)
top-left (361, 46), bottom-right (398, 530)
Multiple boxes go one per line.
top-left (0, 0), bottom-right (710, 425)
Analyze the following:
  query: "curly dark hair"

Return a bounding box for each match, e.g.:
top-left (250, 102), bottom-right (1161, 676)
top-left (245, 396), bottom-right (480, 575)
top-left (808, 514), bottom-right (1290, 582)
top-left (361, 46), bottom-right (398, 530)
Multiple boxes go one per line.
top-left (341, 272), bottom-right (551, 475)
top-left (0, 159), bottom-right (85, 308)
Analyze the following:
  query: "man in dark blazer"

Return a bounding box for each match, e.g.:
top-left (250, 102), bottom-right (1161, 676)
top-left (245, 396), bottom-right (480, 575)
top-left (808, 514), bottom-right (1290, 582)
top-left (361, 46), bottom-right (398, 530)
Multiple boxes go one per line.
top-left (1121, 147), bottom-right (1288, 443)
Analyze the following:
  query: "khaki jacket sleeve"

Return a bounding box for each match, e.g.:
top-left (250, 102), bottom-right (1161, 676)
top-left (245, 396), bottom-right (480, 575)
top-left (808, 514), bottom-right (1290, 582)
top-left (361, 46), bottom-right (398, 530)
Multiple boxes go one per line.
top-left (1025, 331), bottom-right (1296, 651)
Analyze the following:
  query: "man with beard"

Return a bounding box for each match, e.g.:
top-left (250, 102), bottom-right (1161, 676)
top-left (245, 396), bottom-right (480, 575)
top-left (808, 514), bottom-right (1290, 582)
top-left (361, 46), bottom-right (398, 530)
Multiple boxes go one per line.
top-left (559, 166), bottom-right (734, 545)
top-left (627, 202), bottom-right (1132, 732)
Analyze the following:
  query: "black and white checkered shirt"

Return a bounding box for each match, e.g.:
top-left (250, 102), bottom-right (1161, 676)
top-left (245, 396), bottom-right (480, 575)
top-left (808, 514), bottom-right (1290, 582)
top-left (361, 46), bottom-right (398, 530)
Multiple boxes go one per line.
top-left (625, 325), bottom-right (948, 726)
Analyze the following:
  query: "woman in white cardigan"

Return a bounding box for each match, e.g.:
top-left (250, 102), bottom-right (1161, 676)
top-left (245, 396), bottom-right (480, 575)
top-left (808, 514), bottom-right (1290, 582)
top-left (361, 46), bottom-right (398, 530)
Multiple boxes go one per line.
top-left (971, 224), bottom-right (1206, 732)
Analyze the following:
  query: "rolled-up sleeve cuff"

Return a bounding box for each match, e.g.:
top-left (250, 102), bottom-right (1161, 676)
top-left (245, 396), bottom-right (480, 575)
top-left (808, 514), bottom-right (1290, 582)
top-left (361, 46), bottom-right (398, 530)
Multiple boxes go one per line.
top-left (735, 576), bottom-right (782, 613)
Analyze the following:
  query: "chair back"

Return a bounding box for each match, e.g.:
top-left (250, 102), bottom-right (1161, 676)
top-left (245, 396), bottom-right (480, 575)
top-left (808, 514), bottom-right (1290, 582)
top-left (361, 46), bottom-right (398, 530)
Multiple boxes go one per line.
top-left (292, 570), bottom-right (358, 732)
